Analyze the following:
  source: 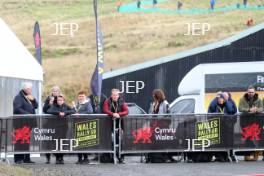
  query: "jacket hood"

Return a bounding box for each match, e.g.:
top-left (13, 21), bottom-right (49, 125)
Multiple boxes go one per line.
top-left (244, 93), bottom-right (259, 102)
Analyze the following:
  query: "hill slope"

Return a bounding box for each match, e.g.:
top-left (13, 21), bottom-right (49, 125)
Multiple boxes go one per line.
top-left (0, 0), bottom-right (264, 100)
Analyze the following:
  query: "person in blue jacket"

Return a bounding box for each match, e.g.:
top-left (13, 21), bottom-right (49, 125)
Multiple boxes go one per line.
top-left (208, 93), bottom-right (235, 162)
top-left (210, 0), bottom-right (215, 10)
top-left (208, 93), bottom-right (233, 114)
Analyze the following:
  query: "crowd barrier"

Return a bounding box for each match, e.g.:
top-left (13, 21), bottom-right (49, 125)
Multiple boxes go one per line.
top-left (1, 113), bottom-right (264, 163)
top-left (120, 114), bottom-right (264, 154)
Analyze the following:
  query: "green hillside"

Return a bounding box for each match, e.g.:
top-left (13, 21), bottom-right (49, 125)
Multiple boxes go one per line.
top-left (0, 0), bottom-right (263, 101)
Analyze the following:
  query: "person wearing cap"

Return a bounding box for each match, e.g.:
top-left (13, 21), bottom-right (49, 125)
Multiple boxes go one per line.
top-left (208, 92), bottom-right (233, 114)
top-left (208, 93), bottom-right (233, 162)
top-left (47, 94), bottom-right (76, 164)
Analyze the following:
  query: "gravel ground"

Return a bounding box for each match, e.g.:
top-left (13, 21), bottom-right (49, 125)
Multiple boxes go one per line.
top-left (5, 155), bottom-right (264, 176)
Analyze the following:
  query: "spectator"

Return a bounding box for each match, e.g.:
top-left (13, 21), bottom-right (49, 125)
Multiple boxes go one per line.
top-left (89, 94), bottom-right (107, 114)
top-left (239, 86), bottom-right (263, 113)
top-left (246, 18), bottom-right (253, 27)
top-left (137, 0), bottom-right (141, 9)
top-left (153, 0), bottom-right (157, 7)
top-left (239, 86), bottom-right (263, 161)
top-left (208, 93), bottom-right (233, 114)
top-left (42, 85), bottom-right (61, 164)
top-left (43, 86), bottom-right (61, 114)
top-left (210, 0), bottom-right (215, 10)
top-left (177, 1), bottom-right (183, 10)
top-left (47, 94), bottom-right (76, 164)
top-left (88, 93), bottom-right (106, 161)
top-left (13, 82), bottom-right (38, 164)
top-left (149, 89), bottom-right (169, 114)
top-left (207, 92), bottom-right (222, 113)
top-left (148, 89), bottom-right (174, 163)
top-left (208, 93), bottom-right (235, 162)
top-left (103, 89), bottom-right (128, 163)
top-left (243, 0), bottom-right (248, 7)
top-left (222, 92), bottom-right (238, 115)
top-left (116, 1), bottom-right (122, 12)
top-left (73, 91), bottom-right (93, 164)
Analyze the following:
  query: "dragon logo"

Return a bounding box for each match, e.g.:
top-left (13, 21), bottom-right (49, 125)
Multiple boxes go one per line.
top-left (12, 125), bottom-right (32, 144)
top-left (132, 121), bottom-right (158, 144)
top-left (35, 32), bottom-right (41, 48)
top-left (242, 123), bottom-right (261, 141)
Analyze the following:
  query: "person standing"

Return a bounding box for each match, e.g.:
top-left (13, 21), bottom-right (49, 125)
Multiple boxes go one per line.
top-left (103, 89), bottom-right (128, 163)
top-left (148, 89), bottom-right (174, 163)
top-left (239, 86), bottom-right (263, 113)
top-left (42, 85), bottom-right (61, 164)
top-left (89, 94), bottom-right (107, 114)
top-left (43, 86), bottom-right (61, 114)
top-left (239, 86), bottom-right (263, 161)
top-left (47, 94), bottom-right (76, 164)
top-left (88, 93), bottom-right (106, 161)
top-left (208, 93), bottom-right (234, 162)
top-left (210, 0), bottom-right (215, 10)
top-left (73, 91), bottom-right (93, 164)
top-left (13, 82), bottom-right (38, 164)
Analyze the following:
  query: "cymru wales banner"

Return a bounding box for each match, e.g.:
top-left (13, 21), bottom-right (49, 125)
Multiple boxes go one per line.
top-left (121, 114), bottom-right (264, 152)
top-left (6, 115), bottom-right (112, 153)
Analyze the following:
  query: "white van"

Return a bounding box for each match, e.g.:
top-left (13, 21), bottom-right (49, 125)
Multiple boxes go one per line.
top-left (169, 61), bottom-right (264, 114)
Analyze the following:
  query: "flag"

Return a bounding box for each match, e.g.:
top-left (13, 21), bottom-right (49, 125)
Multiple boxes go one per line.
top-left (33, 21), bottom-right (42, 65)
top-left (91, 0), bottom-right (104, 101)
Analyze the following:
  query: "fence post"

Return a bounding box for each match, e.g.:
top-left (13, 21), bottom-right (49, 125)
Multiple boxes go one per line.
top-left (113, 118), bottom-right (117, 164)
top-left (118, 118), bottom-right (122, 161)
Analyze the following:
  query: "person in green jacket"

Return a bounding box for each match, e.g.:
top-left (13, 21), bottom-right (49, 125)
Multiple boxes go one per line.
top-left (238, 85), bottom-right (263, 161)
top-left (239, 85), bottom-right (263, 113)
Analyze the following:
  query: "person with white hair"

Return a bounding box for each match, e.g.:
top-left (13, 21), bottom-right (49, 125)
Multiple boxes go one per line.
top-left (42, 85), bottom-right (61, 164)
top-left (13, 82), bottom-right (38, 164)
top-left (43, 85), bottom-right (61, 114)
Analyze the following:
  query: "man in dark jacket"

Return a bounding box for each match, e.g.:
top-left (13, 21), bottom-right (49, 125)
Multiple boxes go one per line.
top-left (47, 94), bottom-right (75, 164)
top-left (103, 89), bottom-right (128, 163)
top-left (13, 82), bottom-right (38, 164)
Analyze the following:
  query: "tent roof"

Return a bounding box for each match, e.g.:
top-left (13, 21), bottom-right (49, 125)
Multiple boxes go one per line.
top-left (0, 18), bottom-right (43, 81)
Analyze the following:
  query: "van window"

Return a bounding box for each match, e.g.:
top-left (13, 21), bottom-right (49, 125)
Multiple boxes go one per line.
top-left (170, 99), bottom-right (195, 114)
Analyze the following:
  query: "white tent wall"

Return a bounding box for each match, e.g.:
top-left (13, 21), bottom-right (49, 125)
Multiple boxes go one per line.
top-left (0, 18), bottom-right (43, 117)
top-left (0, 77), bottom-right (42, 117)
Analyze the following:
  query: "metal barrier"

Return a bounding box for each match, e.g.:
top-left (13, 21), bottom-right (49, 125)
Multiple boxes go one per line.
top-left (1, 114), bottom-right (118, 164)
top-left (1, 113), bottom-right (264, 163)
top-left (119, 113), bottom-right (264, 161)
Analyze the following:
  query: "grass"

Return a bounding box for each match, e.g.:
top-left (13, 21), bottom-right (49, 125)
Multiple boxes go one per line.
top-left (0, 162), bottom-right (32, 176)
top-left (0, 0), bottom-right (264, 102)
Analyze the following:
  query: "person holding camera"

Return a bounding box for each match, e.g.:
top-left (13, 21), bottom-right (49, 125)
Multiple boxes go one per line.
top-left (42, 85), bottom-right (61, 164)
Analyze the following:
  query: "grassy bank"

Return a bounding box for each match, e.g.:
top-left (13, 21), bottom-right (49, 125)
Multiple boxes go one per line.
top-left (0, 0), bottom-right (263, 101)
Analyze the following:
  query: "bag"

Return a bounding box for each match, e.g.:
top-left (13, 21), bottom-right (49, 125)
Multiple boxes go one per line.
top-left (99, 153), bottom-right (114, 163)
top-left (147, 153), bottom-right (168, 163)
